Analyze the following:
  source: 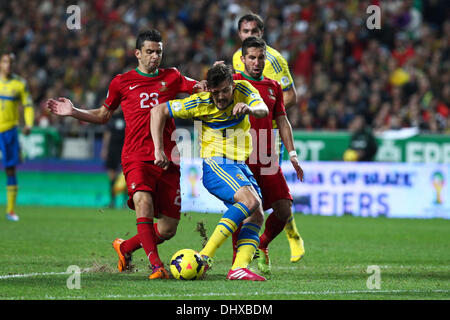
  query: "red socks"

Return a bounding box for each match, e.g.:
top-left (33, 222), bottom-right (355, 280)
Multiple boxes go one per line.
top-left (259, 213), bottom-right (286, 249)
top-left (120, 234), bottom-right (141, 254)
top-left (119, 221), bottom-right (168, 267)
top-left (136, 217), bottom-right (163, 267)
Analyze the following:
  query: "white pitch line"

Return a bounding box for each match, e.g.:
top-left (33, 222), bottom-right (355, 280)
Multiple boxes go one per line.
top-left (3, 289), bottom-right (450, 300)
top-left (1, 264), bottom-right (447, 279)
top-left (0, 268), bottom-right (92, 280)
top-left (1, 270), bottom-right (448, 299)
top-left (0, 271), bottom-right (70, 279)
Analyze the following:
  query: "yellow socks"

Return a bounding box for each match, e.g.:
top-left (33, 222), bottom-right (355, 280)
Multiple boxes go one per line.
top-left (6, 185), bottom-right (18, 214)
top-left (200, 202), bottom-right (250, 259)
top-left (231, 222), bottom-right (261, 270)
top-left (284, 213), bottom-right (300, 239)
top-left (284, 213), bottom-right (305, 262)
top-left (200, 217), bottom-right (238, 258)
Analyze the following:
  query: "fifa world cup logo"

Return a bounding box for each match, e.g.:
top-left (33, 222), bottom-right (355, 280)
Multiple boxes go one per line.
top-left (431, 171), bottom-right (445, 205)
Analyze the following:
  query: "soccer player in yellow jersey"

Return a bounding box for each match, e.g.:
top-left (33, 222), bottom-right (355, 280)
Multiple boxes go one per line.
top-left (151, 64), bottom-right (269, 281)
top-left (232, 13), bottom-right (305, 263)
top-left (232, 13), bottom-right (297, 108)
top-left (0, 52), bottom-right (34, 222)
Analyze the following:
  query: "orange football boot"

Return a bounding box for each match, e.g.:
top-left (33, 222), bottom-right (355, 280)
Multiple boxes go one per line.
top-left (112, 238), bottom-right (132, 272)
top-left (149, 265), bottom-right (169, 279)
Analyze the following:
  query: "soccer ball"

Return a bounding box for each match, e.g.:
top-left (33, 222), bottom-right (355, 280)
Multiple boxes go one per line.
top-left (169, 249), bottom-right (205, 280)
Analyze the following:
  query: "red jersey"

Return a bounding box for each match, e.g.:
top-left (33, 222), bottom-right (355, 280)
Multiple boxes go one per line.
top-left (233, 73), bottom-right (286, 162)
top-left (103, 67), bottom-right (197, 164)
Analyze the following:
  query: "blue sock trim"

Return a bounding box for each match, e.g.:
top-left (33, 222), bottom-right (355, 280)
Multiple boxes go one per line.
top-left (238, 223), bottom-right (261, 243)
top-left (218, 222), bottom-right (234, 234)
top-left (233, 202), bottom-right (250, 218)
top-left (223, 202), bottom-right (250, 226)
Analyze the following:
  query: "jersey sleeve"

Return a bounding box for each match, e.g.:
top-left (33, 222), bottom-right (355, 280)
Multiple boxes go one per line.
top-left (173, 68), bottom-right (198, 94)
top-left (272, 81), bottom-right (286, 119)
top-left (19, 79), bottom-right (34, 127)
top-left (232, 49), bottom-right (244, 74)
top-left (103, 75), bottom-right (121, 110)
top-left (264, 52), bottom-right (294, 91)
top-left (19, 80), bottom-right (33, 108)
top-left (234, 80), bottom-right (264, 108)
top-left (166, 93), bottom-right (213, 119)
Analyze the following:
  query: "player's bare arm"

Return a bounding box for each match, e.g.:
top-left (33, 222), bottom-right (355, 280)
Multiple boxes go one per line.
top-left (45, 97), bottom-right (114, 124)
top-left (276, 114), bottom-right (303, 181)
top-left (233, 102), bottom-right (268, 118)
top-left (150, 103), bottom-right (170, 169)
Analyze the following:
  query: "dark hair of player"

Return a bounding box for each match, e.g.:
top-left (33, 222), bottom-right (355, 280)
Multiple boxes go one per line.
top-left (242, 36), bottom-right (266, 57)
top-left (135, 29), bottom-right (162, 50)
top-left (238, 13), bottom-right (264, 32)
top-left (206, 64), bottom-right (233, 88)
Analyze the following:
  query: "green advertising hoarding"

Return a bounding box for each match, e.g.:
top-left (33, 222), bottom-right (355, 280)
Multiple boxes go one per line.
top-left (0, 171), bottom-right (124, 208)
top-left (18, 127), bottom-right (62, 159)
top-left (286, 130), bottom-right (450, 163)
top-left (10, 127), bottom-right (450, 164)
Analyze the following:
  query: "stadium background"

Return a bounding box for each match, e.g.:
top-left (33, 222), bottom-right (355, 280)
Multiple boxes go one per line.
top-left (1, 0), bottom-right (449, 218)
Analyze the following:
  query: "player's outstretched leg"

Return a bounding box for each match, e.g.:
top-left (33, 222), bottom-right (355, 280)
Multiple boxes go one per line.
top-left (199, 202), bottom-right (251, 272)
top-left (114, 201), bottom-right (178, 276)
top-left (112, 238), bottom-right (136, 272)
top-left (257, 199), bottom-right (292, 274)
top-left (284, 213), bottom-right (305, 262)
top-left (132, 191), bottom-right (169, 279)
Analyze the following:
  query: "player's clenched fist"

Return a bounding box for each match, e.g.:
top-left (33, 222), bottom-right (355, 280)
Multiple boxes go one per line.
top-left (154, 149), bottom-right (169, 170)
top-left (232, 102), bottom-right (250, 116)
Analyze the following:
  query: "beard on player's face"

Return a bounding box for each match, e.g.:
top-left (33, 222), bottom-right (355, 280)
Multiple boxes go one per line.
top-left (146, 59), bottom-right (159, 72)
top-left (140, 55), bottom-right (160, 73)
top-left (210, 81), bottom-right (234, 110)
top-left (246, 65), bottom-right (263, 79)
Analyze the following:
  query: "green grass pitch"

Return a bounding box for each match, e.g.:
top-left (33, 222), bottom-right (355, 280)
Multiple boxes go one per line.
top-left (0, 206), bottom-right (449, 300)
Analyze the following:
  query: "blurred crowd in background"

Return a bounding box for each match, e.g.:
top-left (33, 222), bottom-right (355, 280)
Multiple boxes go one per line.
top-left (0, 0), bottom-right (449, 135)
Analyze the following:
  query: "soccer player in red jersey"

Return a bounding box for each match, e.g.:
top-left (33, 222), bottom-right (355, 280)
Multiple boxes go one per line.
top-left (231, 37), bottom-right (304, 274)
top-left (45, 29), bottom-right (206, 279)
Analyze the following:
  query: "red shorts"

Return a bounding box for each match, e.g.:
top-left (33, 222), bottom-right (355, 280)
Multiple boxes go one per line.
top-left (122, 160), bottom-right (181, 220)
top-left (247, 163), bottom-right (293, 211)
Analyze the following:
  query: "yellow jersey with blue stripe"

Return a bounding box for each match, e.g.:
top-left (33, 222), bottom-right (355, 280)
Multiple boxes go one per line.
top-left (0, 74), bottom-right (34, 133)
top-left (166, 80), bottom-right (263, 161)
top-left (233, 45), bottom-right (294, 92)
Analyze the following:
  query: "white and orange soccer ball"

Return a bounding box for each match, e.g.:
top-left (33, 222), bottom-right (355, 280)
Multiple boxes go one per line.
top-left (169, 249), bottom-right (205, 280)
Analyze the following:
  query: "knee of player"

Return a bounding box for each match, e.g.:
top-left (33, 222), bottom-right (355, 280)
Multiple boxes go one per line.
top-left (158, 221), bottom-right (179, 240)
top-left (272, 199), bottom-right (293, 221)
top-left (160, 227), bottom-right (177, 240)
top-left (245, 195), bottom-right (263, 215)
top-left (249, 205), bottom-right (264, 225)
top-left (133, 192), bottom-right (154, 215)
